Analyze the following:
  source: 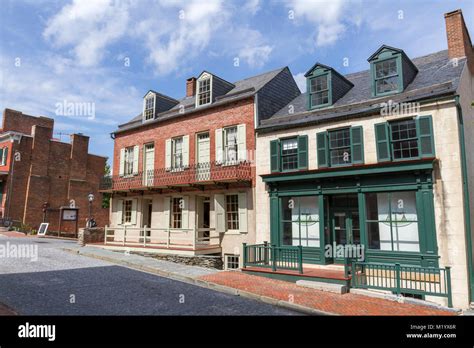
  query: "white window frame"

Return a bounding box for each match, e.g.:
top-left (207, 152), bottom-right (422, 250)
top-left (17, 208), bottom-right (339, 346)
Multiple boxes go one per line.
top-left (195, 73), bottom-right (212, 107)
top-left (225, 194), bottom-right (239, 233)
top-left (123, 146), bottom-right (135, 176)
top-left (122, 199), bottom-right (133, 224)
top-left (224, 254), bottom-right (240, 270)
top-left (171, 137), bottom-right (184, 170)
top-left (223, 126), bottom-right (238, 165)
top-left (143, 92), bottom-right (156, 122)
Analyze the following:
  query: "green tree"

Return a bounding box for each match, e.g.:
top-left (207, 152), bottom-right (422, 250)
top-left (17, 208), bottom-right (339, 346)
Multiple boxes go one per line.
top-left (102, 163), bottom-right (111, 209)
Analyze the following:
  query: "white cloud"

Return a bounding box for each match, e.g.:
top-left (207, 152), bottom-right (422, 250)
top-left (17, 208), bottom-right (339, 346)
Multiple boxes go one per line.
top-left (239, 45), bottom-right (273, 68)
top-left (43, 0), bottom-right (131, 67)
top-left (293, 72), bottom-right (306, 93)
top-left (287, 0), bottom-right (346, 46)
top-left (243, 0), bottom-right (261, 15)
top-left (135, 0), bottom-right (227, 75)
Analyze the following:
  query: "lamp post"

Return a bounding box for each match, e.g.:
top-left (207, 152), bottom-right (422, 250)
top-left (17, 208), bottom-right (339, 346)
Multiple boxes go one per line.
top-left (87, 193), bottom-right (95, 228)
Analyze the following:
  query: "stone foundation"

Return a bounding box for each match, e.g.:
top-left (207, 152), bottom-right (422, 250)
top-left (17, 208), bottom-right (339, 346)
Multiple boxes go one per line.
top-left (78, 227), bottom-right (105, 246)
top-left (132, 252), bottom-right (223, 270)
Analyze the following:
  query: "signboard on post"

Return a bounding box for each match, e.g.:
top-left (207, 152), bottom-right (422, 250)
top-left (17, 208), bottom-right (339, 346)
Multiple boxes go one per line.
top-left (58, 206), bottom-right (79, 237)
top-left (62, 209), bottom-right (78, 221)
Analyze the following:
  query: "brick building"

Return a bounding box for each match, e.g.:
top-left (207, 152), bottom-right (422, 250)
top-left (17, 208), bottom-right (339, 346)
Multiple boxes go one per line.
top-left (101, 68), bottom-right (299, 269)
top-left (0, 108), bottom-right (108, 234)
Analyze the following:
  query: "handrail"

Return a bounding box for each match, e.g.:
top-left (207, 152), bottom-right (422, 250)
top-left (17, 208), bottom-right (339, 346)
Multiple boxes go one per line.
top-left (351, 261), bottom-right (453, 308)
top-left (100, 161), bottom-right (252, 191)
top-left (243, 242), bottom-right (303, 274)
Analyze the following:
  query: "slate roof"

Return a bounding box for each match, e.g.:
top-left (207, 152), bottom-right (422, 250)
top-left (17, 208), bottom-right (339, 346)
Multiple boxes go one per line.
top-left (258, 50), bottom-right (466, 132)
top-left (115, 67), bottom-right (288, 133)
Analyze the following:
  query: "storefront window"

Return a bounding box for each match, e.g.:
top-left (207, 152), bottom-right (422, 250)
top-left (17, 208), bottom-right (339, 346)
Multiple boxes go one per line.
top-left (366, 191), bottom-right (419, 252)
top-left (281, 196), bottom-right (320, 247)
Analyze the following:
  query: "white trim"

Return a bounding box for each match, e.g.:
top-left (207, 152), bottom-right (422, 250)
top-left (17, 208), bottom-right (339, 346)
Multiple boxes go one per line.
top-left (142, 91), bottom-right (156, 122)
top-left (195, 73), bottom-right (213, 108)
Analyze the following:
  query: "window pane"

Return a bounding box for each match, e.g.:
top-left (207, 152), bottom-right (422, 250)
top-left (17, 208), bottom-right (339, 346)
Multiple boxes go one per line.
top-left (376, 76), bottom-right (398, 93)
top-left (281, 138), bottom-right (298, 171)
top-left (226, 195), bottom-right (239, 230)
top-left (365, 192), bottom-right (419, 252)
top-left (171, 198), bottom-right (182, 228)
top-left (375, 59), bottom-right (397, 78)
top-left (329, 128), bottom-right (351, 165)
top-left (224, 127), bottom-right (238, 163)
top-left (311, 90), bottom-right (329, 106)
top-left (198, 79), bottom-right (211, 105)
top-left (172, 138), bottom-right (183, 168)
top-left (310, 75), bottom-right (328, 93)
top-left (281, 196), bottom-right (319, 247)
top-left (391, 119), bottom-right (419, 159)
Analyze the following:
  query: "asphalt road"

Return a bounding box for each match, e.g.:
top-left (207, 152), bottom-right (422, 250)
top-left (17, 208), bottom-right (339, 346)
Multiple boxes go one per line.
top-left (0, 236), bottom-right (299, 315)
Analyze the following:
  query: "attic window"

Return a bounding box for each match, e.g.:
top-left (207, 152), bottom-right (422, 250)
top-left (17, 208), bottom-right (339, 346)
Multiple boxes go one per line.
top-left (197, 78), bottom-right (211, 106)
top-left (143, 95), bottom-right (155, 121)
top-left (309, 75), bottom-right (329, 107)
top-left (374, 58), bottom-right (399, 94)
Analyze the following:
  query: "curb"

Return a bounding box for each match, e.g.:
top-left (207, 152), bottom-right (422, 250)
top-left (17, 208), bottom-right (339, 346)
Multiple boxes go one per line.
top-left (63, 247), bottom-right (325, 315)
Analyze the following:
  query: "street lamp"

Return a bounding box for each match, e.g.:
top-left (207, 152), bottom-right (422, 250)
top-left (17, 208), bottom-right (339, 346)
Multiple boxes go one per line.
top-left (87, 193), bottom-right (95, 228)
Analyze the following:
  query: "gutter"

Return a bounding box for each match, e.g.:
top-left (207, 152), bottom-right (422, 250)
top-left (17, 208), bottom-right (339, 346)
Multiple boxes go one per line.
top-left (455, 95), bottom-right (474, 304)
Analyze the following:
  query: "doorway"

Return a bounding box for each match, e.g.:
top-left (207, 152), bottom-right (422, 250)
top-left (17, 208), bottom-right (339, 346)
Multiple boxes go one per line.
top-left (196, 196), bottom-right (211, 244)
top-left (328, 194), bottom-right (360, 263)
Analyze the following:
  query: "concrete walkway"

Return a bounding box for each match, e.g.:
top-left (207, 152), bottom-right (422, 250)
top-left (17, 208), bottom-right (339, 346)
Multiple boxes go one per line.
top-left (63, 245), bottom-right (219, 280)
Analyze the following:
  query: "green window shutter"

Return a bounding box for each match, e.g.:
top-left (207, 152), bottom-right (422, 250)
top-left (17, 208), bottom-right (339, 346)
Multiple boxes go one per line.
top-left (374, 122), bottom-right (391, 162)
top-left (316, 132), bottom-right (328, 168)
top-left (297, 135), bottom-right (308, 170)
top-left (417, 115), bottom-right (435, 158)
top-left (270, 139), bottom-right (280, 172)
top-left (350, 126), bottom-right (364, 164)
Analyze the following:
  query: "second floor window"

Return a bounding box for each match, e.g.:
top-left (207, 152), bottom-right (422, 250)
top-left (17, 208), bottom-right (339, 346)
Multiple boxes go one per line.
top-left (224, 126), bottom-right (238, 164)
top-left (281, 138), bottom-right (298, 171)
top-left (310, 75), bottom-right (329, 107)
top-left (390, 119), bottom-right (418, 159)
top-left (172, 137), bottom-right (183, 169)
top-left (197, 78), bottom-right (211, 106)
top-left (374, 58), bottom-right (398, 94)
top-left (144, 96), bottom-right (155, 121)
top-left (329, 128), bottom-right (351, 165)
top-left (124, 147), bottom-right (135, 176)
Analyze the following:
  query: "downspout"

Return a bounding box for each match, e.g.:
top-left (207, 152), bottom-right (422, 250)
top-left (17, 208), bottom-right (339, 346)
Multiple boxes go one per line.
top-left (455, 95), bottom-right (474, 304)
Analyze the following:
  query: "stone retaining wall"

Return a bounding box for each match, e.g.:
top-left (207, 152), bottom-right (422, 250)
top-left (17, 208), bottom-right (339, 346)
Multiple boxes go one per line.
top-left (132, 252), bottom-right (223, 270)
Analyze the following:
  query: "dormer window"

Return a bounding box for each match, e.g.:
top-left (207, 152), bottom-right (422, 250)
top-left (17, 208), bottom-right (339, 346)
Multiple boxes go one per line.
top-left (374, 58), bottom-right (399, 94)
top-left (304, 63), bottom-right (353, 111)
top-left (310, 75), bottom-right (329, 107)
top-left (143, 93), bottom-right (156, 121)
top-left (197, 77), bottom-right (211, 106)
top-left (368, 45), bottom-right (418, 97)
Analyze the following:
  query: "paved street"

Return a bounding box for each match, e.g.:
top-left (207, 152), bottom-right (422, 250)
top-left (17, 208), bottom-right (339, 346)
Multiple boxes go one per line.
top-left (0, 236), bottom-right (299, 315)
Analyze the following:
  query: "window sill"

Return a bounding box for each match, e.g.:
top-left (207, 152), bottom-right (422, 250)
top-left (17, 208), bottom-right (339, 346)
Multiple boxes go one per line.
top-left (225, 230), bottom-right (242, 235)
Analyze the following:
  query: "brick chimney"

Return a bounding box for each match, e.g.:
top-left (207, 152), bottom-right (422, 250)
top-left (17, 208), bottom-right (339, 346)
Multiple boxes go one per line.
top-left (186, 77), bottom-right (196, 97)
top-left (445, 9), bottom-right (474, 72)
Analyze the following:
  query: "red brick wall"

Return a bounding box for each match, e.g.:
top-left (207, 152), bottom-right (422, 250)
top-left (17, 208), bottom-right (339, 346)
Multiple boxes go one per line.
top-left (0, 108), bottom-right (109, 233)
top-left (113, 97), bottom-right (256, 184)
top-left (2, 109), bottom-right (53, 137)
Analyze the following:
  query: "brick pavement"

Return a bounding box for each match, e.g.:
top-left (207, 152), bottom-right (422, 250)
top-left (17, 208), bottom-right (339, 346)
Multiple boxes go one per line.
top-left (198, 271), bottom-right (457, 316)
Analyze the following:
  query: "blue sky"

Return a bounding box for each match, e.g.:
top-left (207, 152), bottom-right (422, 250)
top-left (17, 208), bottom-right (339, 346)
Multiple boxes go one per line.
top-left (1, 0), bottom-right (473, 165)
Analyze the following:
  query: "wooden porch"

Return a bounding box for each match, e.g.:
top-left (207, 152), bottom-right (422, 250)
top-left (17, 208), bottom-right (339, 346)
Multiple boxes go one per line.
top-left (99, 226), bottom-right (222, 256)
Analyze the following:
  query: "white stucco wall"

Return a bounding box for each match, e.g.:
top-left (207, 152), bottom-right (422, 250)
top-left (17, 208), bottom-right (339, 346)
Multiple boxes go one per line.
top-left (255, 95), bottom-right (471, 308)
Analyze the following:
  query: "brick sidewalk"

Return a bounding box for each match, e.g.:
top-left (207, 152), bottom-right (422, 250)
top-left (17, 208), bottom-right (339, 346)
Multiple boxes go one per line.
top-left (198, 271), bottom-right (457, 316)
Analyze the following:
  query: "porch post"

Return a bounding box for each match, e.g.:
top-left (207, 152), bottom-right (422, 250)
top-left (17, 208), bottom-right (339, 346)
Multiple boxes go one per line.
top-left (242, 243), bottom-right (247, 268)
top-left (271, 244), bottom-right (277, 272)
top-left (104, 225), bottom-right (108, 245)
top-left (123, 226), bottom-right (127, 246)
top-left (143, 225), bottom-right (147, 247)
top-left (446, 266), bottom-right (453, 308)
top-left (298, 245), bottom-right (303, 274)
top-left (192, 227), bottom-right (196, 250)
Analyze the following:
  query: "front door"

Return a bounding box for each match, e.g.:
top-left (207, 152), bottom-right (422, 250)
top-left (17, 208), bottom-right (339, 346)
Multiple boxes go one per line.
top-left (196, 132), bottom-right (210, 181)
top-left (196, 196), bottom-right (211, 244)
top-left (329, 194), bottom-right (360, 263)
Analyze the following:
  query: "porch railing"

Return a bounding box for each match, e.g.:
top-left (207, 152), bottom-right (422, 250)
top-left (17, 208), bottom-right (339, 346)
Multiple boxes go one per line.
top-left (103, 226), bottom-right (220, 250)
top-left (242, 242), bottom-right (303, 274)
top-left (100, 161), bottom-right (252, 191)
top-left (351, 261), bottom-right (453, 307)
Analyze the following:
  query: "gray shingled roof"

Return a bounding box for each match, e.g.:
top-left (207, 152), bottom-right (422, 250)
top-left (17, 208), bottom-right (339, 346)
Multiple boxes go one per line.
top-left (116, 67), bottom-right (287, 133)
top-left (259, 50), bottom-right (465, 131)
